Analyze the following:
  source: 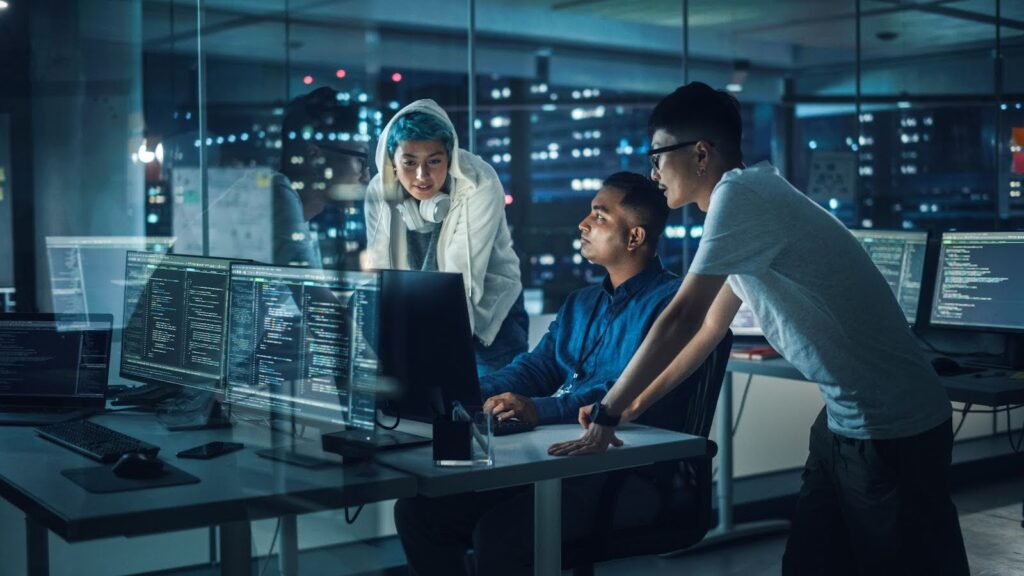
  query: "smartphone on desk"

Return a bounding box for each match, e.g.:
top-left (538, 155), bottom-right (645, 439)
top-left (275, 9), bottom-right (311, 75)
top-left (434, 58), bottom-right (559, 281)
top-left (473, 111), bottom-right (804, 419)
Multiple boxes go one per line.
top-left (177, 441), bottom-right (244, 459)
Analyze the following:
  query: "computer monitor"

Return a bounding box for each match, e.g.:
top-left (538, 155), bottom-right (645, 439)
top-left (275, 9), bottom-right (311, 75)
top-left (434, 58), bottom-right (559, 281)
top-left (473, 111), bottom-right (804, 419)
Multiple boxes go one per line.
top-left (929, 231), bottom-right (1024, 332)
top-left (729, 302), bottom-right (762, 337)
top-left (46, 236), bottom-right (176, 326)
top-left (376, 270), bottom-right (482, 423)
top-left (850, 229), bottom-right (929, 324)
top-left (0, 313), bottom-right (112, 409)
top-left (224, 264), bottom-right (379, 430)
top-left (120, 251), bottom-right (241, 392)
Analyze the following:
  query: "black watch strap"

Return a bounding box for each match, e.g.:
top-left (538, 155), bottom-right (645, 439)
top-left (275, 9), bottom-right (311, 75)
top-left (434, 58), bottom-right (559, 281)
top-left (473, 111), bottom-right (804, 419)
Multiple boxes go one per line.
top-left (590, 402), bottom-right (621, 427)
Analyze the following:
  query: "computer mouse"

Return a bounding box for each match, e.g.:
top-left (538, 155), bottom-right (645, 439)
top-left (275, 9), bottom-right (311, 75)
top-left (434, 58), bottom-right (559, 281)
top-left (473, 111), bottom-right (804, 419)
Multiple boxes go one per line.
top-left (930, 356), bottom-right (961, 375)
top-left (112, 452), bottom-right (166, 479)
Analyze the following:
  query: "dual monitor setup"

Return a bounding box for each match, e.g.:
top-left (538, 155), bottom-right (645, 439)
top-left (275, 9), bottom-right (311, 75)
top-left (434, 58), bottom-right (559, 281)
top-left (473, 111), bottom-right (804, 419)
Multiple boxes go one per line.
top-left (731, 229), bottom-right (1024, 364)
top-left (2, 237), bottom-right (487, 463)
top-left (116, 253), bottom-right (483, 439)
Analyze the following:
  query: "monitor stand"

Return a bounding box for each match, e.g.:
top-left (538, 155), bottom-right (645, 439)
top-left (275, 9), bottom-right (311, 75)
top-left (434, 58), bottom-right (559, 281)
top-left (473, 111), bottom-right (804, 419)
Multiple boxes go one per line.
top-left (155, 389), bottom-right (232, 431)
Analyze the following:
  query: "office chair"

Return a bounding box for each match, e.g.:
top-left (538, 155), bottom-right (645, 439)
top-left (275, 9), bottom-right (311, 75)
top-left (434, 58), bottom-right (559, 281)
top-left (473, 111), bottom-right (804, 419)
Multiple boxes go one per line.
top-left (561, 330), bottom-right (733, 575)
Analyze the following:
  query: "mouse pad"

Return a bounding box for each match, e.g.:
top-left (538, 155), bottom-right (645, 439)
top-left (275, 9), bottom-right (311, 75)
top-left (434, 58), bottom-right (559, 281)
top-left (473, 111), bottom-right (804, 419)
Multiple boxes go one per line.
top-left (61, 463), bottom-right (200, 493)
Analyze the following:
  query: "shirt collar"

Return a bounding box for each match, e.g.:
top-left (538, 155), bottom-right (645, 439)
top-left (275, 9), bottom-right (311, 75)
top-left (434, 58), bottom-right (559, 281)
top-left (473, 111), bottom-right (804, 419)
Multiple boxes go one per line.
top-left (600, 256), bottom-right (666, 303)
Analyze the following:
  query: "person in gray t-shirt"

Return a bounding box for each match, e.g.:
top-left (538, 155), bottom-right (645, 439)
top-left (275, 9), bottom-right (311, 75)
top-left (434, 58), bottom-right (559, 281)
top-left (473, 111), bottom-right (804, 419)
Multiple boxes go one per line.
top-left (550, 82), bottom-right (968, 576)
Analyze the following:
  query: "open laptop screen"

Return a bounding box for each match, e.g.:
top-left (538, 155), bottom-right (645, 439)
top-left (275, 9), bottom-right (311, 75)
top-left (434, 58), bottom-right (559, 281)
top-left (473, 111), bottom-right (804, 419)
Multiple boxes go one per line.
top-left (0, 314), bottom-right (112, 408)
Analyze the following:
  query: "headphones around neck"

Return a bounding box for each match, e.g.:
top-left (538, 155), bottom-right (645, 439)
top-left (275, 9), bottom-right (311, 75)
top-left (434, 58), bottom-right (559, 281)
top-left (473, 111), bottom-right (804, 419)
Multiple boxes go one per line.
top-left (397, 193), bottom-right (451, 232)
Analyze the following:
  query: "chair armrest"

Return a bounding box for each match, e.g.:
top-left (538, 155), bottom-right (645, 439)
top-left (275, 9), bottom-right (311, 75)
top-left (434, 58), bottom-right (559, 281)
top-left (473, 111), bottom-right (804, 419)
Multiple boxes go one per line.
top-left (705, 439), bottom-right (718, 459)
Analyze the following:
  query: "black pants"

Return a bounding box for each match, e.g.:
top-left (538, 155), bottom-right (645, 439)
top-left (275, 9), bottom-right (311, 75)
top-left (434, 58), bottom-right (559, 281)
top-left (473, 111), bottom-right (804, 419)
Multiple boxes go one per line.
top-left (782, 408), bottom-right (970, 576)
top-left (394, 471), bottom-right (664, 576)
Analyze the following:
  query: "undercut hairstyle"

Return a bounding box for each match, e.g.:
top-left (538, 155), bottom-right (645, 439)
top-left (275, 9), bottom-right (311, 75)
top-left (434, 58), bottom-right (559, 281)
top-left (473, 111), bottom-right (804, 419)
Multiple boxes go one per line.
top-left (386, 111), bottom-right (455, 160)
top-left (602, 171), bottom-right (670, 250)
top-left (648, 81), bottom-right (743, 164)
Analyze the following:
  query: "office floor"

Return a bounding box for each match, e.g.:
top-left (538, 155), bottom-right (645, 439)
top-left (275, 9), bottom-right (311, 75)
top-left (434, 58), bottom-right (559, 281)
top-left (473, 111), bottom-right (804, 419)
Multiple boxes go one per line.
top-left (154, 474), bottom-right (1023, 576)
top-left (593, 475), bottom-right (1024, 576)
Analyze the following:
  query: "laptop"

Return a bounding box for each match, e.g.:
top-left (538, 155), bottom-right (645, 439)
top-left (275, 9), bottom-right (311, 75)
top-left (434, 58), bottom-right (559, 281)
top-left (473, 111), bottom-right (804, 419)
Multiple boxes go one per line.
top-left (0, 313), bottom-right (113, 425)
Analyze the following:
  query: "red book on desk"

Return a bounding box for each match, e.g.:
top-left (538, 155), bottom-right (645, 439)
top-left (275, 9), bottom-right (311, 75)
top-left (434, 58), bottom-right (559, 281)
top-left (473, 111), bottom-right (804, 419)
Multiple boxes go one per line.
top-left (730, 345), bottom-right (780, 361)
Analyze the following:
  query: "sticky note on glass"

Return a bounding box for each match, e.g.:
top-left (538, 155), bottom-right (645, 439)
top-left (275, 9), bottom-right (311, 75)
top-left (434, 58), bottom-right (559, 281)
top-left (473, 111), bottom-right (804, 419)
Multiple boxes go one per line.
top-left (1014, 152), bottom-right (1024, 174)
top-left (1013, 127), bottom-right (1024, 147)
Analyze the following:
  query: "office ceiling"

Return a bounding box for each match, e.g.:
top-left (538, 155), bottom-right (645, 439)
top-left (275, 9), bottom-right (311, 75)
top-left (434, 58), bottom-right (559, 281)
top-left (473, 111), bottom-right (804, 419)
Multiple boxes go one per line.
top-left (490, 0), bottom-right (1024, 58)
top-left (140, 0), bottom-right (1024, 71)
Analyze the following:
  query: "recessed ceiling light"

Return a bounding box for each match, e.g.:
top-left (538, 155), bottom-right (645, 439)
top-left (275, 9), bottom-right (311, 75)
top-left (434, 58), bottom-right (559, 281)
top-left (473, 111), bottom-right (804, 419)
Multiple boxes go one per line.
top-left (0, 1), bottom-right (9, 9)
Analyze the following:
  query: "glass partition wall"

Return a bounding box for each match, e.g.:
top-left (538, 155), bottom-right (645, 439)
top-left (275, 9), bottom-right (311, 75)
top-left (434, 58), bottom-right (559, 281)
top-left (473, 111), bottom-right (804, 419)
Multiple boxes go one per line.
top-left (3, 0), bottom-right (1021, 314)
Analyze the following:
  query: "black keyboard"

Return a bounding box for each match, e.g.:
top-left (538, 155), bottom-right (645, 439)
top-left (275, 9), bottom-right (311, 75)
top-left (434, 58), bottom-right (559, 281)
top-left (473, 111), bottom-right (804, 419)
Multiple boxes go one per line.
top-left (493, 418), bottom-right (536, 437)
top-left (36, 420), bottom-right (160, 463)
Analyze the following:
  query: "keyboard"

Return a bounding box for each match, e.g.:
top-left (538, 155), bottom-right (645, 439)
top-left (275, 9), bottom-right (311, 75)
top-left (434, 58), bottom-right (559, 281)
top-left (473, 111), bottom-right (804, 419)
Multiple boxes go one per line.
top-left (493, 418), bottom-right (536, 437)
top-left (36, 420), bottom-right (160, 463)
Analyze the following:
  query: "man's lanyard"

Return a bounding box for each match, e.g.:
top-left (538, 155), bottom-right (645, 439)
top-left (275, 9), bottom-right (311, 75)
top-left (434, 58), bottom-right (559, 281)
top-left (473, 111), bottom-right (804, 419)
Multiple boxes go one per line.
top-left (572, 290), bottom-right (632, 381)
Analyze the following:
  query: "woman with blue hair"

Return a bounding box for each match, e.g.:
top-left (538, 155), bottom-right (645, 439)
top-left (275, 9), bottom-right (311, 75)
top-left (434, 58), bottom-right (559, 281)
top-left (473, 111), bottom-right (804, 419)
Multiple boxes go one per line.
top-left (365, 99), bottom-right (527, 375)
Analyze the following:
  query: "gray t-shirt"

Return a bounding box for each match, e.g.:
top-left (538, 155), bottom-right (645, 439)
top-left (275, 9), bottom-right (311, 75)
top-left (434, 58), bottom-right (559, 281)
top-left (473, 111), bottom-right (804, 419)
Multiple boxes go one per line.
top-left (691, 161), bottom-right (951, 439)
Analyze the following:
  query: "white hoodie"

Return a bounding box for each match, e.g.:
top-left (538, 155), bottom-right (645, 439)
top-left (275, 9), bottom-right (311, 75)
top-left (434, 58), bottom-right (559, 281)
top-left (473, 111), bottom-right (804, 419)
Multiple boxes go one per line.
top-left (364, 99), bottom-right (522, 347)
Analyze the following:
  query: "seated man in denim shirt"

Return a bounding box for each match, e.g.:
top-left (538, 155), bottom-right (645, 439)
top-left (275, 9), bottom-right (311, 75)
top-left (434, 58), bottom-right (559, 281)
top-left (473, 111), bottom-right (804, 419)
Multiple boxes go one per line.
top-left (479, 180), bottom-right (680, 428)
top-left (394, 172), bottom-right (678, 576)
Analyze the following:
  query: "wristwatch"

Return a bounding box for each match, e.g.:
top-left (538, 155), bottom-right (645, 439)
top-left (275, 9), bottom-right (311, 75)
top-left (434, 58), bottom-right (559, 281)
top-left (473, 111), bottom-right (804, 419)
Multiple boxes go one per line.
top-left (589, 402), bottom-right (621, 427)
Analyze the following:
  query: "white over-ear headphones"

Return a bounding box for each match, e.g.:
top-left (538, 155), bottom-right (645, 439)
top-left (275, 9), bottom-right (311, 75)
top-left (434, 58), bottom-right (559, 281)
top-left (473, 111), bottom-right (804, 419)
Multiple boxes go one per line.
top-left (397, 193), bottom-right (451, 232)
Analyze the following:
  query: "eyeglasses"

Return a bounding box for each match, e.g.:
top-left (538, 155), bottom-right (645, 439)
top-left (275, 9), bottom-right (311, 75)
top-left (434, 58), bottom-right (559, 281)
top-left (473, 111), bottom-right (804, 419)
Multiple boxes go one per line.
top-left (648, 140), bottom-right (712, 170)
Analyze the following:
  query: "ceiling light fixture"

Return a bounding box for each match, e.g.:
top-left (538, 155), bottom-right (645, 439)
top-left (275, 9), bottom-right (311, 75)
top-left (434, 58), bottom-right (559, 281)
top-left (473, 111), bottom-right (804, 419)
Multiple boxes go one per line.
top-left (0, 1), bottom-right (10, 9)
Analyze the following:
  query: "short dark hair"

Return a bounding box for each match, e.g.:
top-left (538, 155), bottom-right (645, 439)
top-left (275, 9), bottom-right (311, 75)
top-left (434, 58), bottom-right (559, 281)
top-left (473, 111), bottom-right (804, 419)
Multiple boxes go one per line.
top-left (602, 171), bottom-right (670, 250)
top-left (648, 81), bottom-right (743, 164)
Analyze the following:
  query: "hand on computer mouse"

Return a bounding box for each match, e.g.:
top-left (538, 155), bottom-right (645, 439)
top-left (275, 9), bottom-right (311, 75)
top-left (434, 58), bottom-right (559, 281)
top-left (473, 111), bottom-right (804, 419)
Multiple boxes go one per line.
top-left (482, 392), bottom-right (539, 426)
top-left (112, 452), bottom-right (166, 479)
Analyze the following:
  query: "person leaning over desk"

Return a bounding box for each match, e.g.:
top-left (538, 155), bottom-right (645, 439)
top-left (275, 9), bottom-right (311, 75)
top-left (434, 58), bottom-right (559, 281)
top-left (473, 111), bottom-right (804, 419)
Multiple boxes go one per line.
top-left (364, 99), bottom-right (527, 376)
top-left (394, 172), bottom-right (681, 576)
top-left (549, 82), bottom-right (969, 576)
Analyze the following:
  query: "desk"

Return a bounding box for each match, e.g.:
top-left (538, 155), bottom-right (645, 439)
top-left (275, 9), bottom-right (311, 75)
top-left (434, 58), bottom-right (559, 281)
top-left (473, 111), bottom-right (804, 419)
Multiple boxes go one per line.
top-left (718, 356), bottom-right (1024, 546)
top-left (376, 423), bottom-right (706, 576)
top-left (0, 412), bottom-right (417, 576)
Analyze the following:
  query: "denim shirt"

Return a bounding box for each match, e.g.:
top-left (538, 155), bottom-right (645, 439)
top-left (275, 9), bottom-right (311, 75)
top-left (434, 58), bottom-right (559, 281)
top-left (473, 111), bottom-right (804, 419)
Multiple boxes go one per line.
top-left (479, 257), bottom-right (681, 425)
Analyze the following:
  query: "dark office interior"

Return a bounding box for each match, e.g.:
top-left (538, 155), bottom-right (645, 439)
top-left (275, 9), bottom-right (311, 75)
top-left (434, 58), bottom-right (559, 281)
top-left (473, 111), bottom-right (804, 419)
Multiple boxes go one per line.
top-left (0, 1), bottom-right (1023, 575)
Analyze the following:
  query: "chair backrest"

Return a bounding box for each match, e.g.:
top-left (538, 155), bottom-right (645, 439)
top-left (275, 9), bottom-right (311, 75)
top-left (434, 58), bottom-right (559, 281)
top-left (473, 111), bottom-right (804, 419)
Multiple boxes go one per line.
top-left (634, 329), bottom-right (733, 438)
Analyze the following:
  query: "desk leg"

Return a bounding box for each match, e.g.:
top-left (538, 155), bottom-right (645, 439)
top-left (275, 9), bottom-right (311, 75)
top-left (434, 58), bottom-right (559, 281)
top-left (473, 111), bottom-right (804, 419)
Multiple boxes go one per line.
top-left (534, 478), bottom-right (561, 576)
top-left (26, 517), bottom-right (49, 576)
top-left (672, 371), bottom-right (790, 553)
top-left (219, 520), bottom-right (252, 576)
top-left (278, 514), bottom-right (298, 576)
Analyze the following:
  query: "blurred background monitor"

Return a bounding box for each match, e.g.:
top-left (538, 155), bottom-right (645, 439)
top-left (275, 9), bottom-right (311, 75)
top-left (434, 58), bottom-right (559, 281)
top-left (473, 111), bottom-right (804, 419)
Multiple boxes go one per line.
top-left (730, 302), bottom-right (763, 337)
top-left (929, 232), bottom-right (1024, 333)
top-left (224, 264), bottom-right (379, 430)
top-left (120, 251), bottom-right (243, 393)
top-left (46, 236), bottom-right (176, 325)
top-left (850, 229), bottom-right (929, 325)
top-left (45, 236), bottom-right (176, 385)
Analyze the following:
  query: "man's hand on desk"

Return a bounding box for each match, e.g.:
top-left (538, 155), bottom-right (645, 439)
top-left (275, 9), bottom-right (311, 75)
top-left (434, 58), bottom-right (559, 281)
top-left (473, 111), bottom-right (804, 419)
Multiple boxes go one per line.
top-left (483, 392), bottom-right (539, 426)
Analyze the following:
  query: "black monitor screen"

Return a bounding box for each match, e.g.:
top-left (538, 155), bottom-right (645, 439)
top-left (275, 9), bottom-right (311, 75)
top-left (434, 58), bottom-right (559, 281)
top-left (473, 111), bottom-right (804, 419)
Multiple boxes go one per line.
top-left (377, 270), bottom-right (482, 423)
top-left (224, 264), bottom-right (379, 429)
top-left (929, 232), bottom-right (1024, 332)
top-left (850, 229), bottom-right (928, 324)
top-left (120, 252), bottom-right (238, 391)
top-left (0, 314), bottom-right (111, 405)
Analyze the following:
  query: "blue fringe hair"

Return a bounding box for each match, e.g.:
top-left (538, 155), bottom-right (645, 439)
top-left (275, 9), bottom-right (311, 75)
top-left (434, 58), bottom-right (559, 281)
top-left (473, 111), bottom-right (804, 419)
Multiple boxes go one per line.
top-left (386, 111), bottom-right (455, 160)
